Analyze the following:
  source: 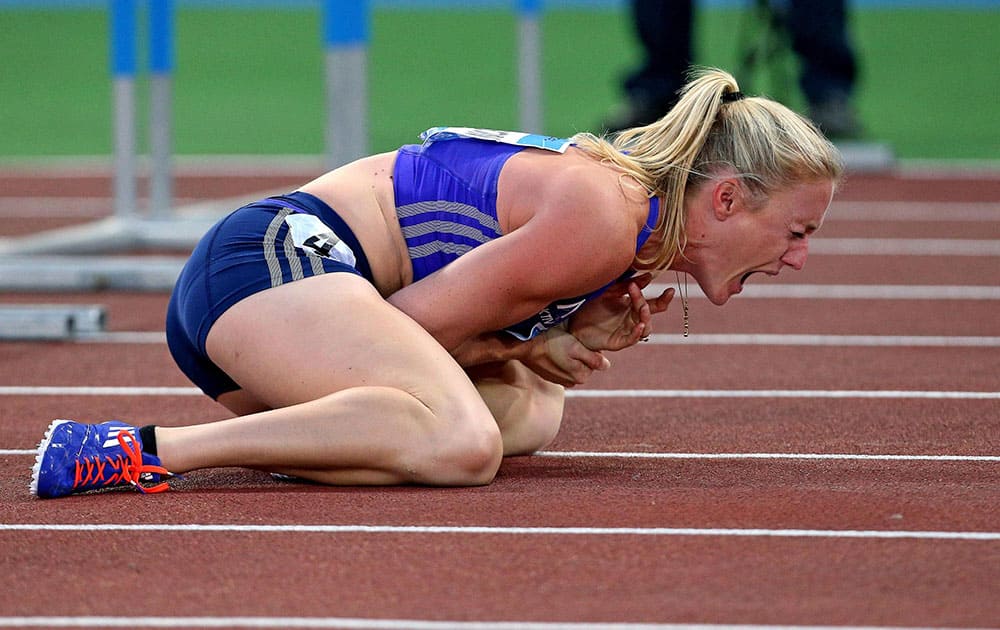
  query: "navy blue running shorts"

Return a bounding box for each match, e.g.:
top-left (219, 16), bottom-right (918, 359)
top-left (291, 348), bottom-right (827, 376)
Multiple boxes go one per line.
top-left (166, 191), bottom-right (374, 400)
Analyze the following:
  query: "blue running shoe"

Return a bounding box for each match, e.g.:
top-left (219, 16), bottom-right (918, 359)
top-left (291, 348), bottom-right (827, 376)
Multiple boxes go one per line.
top-left (31, 419), bottom-right (172, 499)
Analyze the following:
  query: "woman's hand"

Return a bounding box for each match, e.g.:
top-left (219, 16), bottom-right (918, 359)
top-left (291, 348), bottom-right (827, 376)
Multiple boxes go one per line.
top-left (569, 273), bottom-right (674, 351)
top-left (522, 326), bottom-right (611, 387)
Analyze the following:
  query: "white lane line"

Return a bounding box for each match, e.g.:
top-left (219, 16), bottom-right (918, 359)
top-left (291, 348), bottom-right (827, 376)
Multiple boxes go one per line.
top-left (645, 334), bottom-right (1000, 346)
top-left (0, 619), bottom-right (987, 630)
top-left (3, 449), bottom-right (997, 462)
top-left (829, 200), bottom-right (1000, 221)
top-left (62, 332), bottom-right (1000, 346)
top-left (1, 523), bottom-right (998, 541)
top-left (563, 390), bottom-right (1000, 399)
top-left (0, 386), bottom-right (201, 396)
top-left (73, 332), bottom-right (167, 343)
top-left (537, 452), bottom-right (1000, 463)
top-left (0, 387), bottom-right (996, 399)
top-left (1, 387), bottom-right (996, 399)
top-left (810, 238), bottom-right (1000, 256)
top-left (646, 284), bottom-right (1000, 300)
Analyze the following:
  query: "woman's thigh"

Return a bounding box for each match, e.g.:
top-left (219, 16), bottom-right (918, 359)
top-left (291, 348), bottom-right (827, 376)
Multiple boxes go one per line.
top-left (205, 272), bottom-right (486, 418)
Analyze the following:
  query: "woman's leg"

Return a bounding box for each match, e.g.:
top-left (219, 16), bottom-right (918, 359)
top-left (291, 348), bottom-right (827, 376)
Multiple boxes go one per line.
top-left (468, 360), bottom-right (565, 456)
top-left (155, 272), bottom-right (503, 486)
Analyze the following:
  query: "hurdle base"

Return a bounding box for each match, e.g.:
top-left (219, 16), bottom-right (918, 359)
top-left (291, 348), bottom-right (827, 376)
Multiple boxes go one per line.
top-left (0, 304), bottom-right (107, 340)
top-left (0, 255), bottom-right (186, 292)
top-left (0, 217), bottom-right (200, 291)
top-left (836, 141), bottom-right (897, 173)
top-left (0, 215), bottom-right (218, 257)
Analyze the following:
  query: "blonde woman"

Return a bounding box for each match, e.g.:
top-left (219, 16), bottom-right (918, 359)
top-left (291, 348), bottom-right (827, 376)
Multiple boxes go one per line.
top-left (32, 68), bottom-right (843, 498)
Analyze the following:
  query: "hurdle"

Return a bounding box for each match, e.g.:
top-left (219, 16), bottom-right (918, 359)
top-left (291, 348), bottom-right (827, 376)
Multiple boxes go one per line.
top-left (0, 0), bottom-right (259, 291)
top-left (0, 1), bottom-right (547, 294)
top-left (111, 0), bottom-right (138, 221)
top-left (517, 0), bottom-right (544, 133)
top-left (0, 0), bottom-right (212, 267)
top-left (324, 0), bottom-right (369, 170)
top-left (149, 0), bottom-right (174, 219)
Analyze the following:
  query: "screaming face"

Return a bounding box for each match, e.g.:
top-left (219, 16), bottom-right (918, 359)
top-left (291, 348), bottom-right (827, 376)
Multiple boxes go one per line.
top-left (673, 177), bottom-right (834, 305)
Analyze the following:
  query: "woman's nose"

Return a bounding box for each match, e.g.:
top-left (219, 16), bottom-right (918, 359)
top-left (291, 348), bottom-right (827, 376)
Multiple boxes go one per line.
top-left (781, 239), bottom-right (809, 270)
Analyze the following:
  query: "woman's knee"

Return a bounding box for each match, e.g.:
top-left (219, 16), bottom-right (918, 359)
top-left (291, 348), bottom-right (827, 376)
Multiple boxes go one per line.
top-left (411, 416), bottom-right (503, 486)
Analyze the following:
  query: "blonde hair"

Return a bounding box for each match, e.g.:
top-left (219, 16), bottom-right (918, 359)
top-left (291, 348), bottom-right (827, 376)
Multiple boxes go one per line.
top-left (572, 67), bottom-right (845, 271)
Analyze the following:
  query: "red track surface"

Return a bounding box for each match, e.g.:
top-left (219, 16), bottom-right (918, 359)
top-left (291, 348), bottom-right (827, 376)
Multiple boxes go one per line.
top-left (1, 165), bottom-right (999, 629)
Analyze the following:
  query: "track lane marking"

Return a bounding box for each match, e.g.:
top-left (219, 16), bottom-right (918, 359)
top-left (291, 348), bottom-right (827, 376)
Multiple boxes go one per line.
top-left (564, 389), bottom-right (1000, 399)
top-left (0, 386), bottom-right (997, 398)
top-left (642, 334), bottom-right (1000, 346)
top-left (536, 451), bottom-right (1000, 462)
top-left (810, 238), bottom-right (1000, 256)
top-left (3, 448), bottom-right (997, 462)
top-left (0, 617), bottom-right (992, 629)
top-left (1, 523), bottom-right (998, 541)
top-left (828, 200), bottom-right (1000, 221)
top-left (644, 284), bottom-right (1000, 300)
top-left (54, 331), bottom-right (1000, 345)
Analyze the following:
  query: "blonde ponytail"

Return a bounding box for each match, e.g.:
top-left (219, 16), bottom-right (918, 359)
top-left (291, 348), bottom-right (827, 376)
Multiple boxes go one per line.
top-left (572, 67), bottom-right (844, 271)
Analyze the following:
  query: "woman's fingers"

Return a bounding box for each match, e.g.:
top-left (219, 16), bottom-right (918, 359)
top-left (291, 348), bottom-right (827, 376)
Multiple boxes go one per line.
top-left (649, 287), bottom-right (675, 314)
top-left (637, 287), bottom-right (674, 342)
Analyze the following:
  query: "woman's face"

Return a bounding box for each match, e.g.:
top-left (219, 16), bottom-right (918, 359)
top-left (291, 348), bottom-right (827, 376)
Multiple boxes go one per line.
top-left (675, 177), bottom-right (834, 305)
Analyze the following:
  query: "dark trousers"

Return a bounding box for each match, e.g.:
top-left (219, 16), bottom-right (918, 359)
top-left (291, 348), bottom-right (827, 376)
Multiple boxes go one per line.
top-left (624, 0), bottom-right (858, 108)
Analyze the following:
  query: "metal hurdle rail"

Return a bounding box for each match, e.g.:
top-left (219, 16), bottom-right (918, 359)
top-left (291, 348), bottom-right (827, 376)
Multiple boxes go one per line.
top-left (0, 1), bottom-right (546, 297)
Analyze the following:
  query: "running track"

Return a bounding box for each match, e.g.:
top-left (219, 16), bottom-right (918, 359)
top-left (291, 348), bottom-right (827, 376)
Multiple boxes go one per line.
top-left (0, 162), bottom-right (998, 629)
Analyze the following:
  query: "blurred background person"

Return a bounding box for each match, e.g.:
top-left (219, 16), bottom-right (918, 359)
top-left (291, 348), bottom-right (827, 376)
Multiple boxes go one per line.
top-left (604, 0), bottom-right (863, 140)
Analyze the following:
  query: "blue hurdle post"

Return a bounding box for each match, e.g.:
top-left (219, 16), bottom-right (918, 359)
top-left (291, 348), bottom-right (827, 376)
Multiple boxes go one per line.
top-left (148, 0), bottom-right (174, 218)
top-left (110, 0), bottom-right (137, 219)
top-left (322, 0), bottom-right (370, 169)
top-left (517, 0), bottom-right (543, 133)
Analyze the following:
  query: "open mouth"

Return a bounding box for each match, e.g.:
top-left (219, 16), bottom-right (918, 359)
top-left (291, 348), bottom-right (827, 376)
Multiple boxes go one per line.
top-left (740, 270), bottom-right (778, 287)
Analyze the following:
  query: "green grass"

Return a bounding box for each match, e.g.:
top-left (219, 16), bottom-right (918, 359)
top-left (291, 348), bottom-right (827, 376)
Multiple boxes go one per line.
top-left (1, 7), bottom-right (997, 160)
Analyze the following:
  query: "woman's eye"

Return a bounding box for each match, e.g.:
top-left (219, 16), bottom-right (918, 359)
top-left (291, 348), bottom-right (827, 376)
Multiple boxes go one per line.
top-left (791, 231), bottom-right (806, 239)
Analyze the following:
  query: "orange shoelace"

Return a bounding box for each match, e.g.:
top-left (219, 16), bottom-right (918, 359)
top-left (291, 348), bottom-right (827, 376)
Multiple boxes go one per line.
top-left (72, 430), bottom-right (172, 494)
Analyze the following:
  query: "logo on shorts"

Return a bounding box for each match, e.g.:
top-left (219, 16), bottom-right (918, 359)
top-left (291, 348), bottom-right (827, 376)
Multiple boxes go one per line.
top-left (302, 234), bottom-right (338, 258)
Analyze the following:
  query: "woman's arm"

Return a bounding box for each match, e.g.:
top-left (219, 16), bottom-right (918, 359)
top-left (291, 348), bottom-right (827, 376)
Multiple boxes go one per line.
top-left (450, 326), bottom-right (611, 387)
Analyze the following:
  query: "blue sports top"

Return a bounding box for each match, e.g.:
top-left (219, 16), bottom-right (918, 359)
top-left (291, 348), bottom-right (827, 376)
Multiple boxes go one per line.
top-left (393, 128), bottom-right (660, 341)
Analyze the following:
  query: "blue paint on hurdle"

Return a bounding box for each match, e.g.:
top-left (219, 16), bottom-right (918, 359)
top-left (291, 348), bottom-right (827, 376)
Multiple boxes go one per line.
top-left (517, 0), bottom-right (542, 14)
top-left (149, 0), bottom-right (174, 74)
top-left (323, 0), bottom-right (369, 47)
top-left (110, 0), bottom-right (136, 76)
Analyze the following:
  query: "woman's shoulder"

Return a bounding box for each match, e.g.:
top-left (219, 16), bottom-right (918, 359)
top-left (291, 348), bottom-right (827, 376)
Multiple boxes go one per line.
top-left (507, 148), bottom-right (649, 230)
top-left (498, 149), bottom-right (649, 280)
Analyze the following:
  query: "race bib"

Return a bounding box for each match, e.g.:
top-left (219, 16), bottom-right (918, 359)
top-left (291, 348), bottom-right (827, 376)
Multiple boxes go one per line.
top-left (420, 126), bottom-right (572, 153)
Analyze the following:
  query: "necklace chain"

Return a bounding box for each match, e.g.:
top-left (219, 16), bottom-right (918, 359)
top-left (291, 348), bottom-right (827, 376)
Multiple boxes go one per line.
top-left (675, 272), bottom-right (690, 337)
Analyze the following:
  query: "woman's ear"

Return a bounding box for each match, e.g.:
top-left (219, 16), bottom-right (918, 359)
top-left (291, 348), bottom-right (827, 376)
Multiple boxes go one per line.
top-left (711, 178), bottom-right (743, 221)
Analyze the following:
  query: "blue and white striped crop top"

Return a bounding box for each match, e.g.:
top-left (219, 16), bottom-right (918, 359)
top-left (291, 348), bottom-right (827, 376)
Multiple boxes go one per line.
top-left (393, 130), bottom-right (660, 340)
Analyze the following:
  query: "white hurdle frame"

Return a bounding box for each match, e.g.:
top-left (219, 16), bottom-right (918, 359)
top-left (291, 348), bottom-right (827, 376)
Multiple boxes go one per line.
top-left (0, 0), bottom-right (546, 293)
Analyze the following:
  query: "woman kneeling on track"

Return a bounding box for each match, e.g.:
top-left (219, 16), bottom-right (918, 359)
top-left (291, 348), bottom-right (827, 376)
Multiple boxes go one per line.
top-left (31, 67), bottom-right (843, 498)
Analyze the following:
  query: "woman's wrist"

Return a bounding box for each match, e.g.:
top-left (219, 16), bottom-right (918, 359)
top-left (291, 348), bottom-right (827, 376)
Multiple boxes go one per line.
top-left (451, 331), bottom-right (532, 367)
